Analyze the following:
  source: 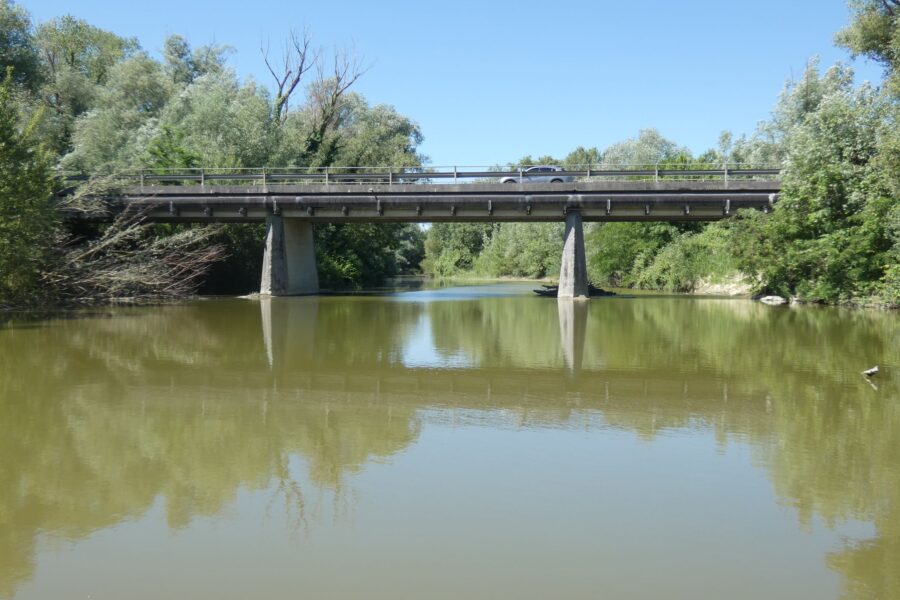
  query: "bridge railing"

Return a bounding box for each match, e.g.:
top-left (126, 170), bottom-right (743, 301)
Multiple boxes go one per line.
top-left (60, 163), bottom-right (781, 187)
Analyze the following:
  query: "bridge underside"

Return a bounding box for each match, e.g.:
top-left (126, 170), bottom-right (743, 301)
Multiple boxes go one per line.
top-left (100, 180), bottom-right (778, 224)
top-left (83, 180), bottom-right (779, 299)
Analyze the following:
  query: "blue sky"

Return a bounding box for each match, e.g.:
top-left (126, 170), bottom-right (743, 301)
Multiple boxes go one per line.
top-left (26, 0), bottom-right (883, 166)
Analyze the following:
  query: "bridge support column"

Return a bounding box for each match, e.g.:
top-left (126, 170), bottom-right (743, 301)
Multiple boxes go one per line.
top-left (558, 210), bottom-right (589, 299)
top-left (260, 216), bottom-right (319, 296)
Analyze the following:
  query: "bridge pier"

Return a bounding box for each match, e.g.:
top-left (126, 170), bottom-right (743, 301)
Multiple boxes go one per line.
top-left (558, 210), bottom-right (589, 299)
top-left (260, 216), bottom-right (319, 296)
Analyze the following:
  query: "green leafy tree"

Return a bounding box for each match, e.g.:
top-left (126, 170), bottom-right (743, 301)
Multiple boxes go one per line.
top-left (145, 125), bottom-right (200, 170)
top-left (394, 224), bottom-right (425, 274)
top-left (329, 96), bottom-right (424, 167)
top-left (602, 128), bottom-right (688, 166)
top-left (475, 223), bottom-right (563, 278)
top-left (34, 15), bottom-right (138, 153)
top-left (836, 0), bottom-right (900, 96)
top-left (586, 222), bottom-right (680, 287)
top-left (0, 69), bottom-right (54, 305)
top-left (0, 0), bottom-right (42, 90)
top-left (315, 223), bottom-right (412, 289)
top-left (36, 15), bottom-right (138, 87)
top-left (422, 223), bottom-right (493, 277)
top-left (62, 54), bottom-right (175, 172)
top-left (158, 69), bottom-right (273, 168)
top-left (162, 34), bottom-right (231, 85)
top-left (730, 63), bottom-right (897, 303)
top-left (563, 146), bottom-right (602, 169)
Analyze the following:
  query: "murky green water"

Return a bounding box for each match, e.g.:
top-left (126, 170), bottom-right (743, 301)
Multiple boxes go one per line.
top-left (1, 284), bottom-right (898, 599)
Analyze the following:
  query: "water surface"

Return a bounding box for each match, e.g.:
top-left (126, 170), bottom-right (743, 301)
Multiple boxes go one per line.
top-left (1, 285), bottom-right (898, 599)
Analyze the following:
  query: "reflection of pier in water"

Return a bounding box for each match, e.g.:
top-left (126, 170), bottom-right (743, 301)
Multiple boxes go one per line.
top-left (557, 299), bottom-right (588, 374)
top-left (1, 294), bottom-right (898, 599)
top-left (253, 294), bottom-right (762, 435)
top-left (260, 294), bottom-right (594, 376)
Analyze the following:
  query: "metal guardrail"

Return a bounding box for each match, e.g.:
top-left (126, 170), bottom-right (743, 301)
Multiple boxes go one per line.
top-left (60, 164), bottom-right (781, 187)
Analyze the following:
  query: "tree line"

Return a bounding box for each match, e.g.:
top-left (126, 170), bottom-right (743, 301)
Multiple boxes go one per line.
top-left (1, 0), bottom-right (897, 307)
top-left (423, 1), bottom-right (899, 307)
top-left (0, 2), bottom-right (426, 305)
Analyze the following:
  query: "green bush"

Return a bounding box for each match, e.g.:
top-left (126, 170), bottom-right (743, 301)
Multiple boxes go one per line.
top-left (474, 223), bottom-right (562, 278)
top-left (631, 223), bottom-right (742, 292)
top-left (0, 69), bottom-right (55, 306)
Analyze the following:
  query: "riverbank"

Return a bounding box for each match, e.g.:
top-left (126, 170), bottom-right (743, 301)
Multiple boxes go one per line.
top-left (421, 272), bottom-right (899, 309)
top-left (4, 272), bottom-right (897, 314)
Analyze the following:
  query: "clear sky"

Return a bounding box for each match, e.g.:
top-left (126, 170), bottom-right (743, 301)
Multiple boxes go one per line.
top-left (25, 0), bottom-right (883, 167)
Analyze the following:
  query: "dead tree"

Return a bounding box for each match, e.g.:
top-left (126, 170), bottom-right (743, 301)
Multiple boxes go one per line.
top-left (263, 30), bottom-right (317, 124)
top-left (301, 50), bottom-right (367, 165)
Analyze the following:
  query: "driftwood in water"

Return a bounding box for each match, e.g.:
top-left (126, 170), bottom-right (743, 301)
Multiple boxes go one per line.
top-left (534, 284), bottom-right (616, 298)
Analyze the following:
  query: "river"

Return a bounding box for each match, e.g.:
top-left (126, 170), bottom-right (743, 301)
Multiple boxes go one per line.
top-left (1, 283), bottom-right (898, 599)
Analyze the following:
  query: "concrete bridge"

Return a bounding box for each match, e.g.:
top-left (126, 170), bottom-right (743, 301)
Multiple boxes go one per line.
top-left (68, 166), bottom-right (781, 299)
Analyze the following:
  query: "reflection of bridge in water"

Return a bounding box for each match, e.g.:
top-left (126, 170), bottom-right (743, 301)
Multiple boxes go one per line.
top-left (260, 295), bottom-right (592, 376)
top-left (1, 294), bottom-right (898, 599)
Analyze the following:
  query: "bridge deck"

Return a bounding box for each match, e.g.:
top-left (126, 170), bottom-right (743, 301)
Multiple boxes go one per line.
top-left (80, 180), bottom-right (780, 223)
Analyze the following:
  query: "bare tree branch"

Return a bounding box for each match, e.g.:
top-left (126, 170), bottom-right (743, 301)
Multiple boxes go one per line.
top-left (43, 179), bottom-right (226, 304)
top-left (301, 48), bottom-right (370, 164)
top-left (262, 30), bottom-right (318, 123)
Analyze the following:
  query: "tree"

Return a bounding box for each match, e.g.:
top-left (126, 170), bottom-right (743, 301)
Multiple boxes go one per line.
top-left (36, 15), bottom-right (138, 87)
top-left (422, 224), bottom-right (493, 276)
top-left (295, 53), bottom-right (367, 166)
top-left (34, 15), bottom-right (138, 153)
top-left (163, 34), bottom-right (231, 85)
top-left (602, 128), bottom-right (688, 166)
top-left (312, 94), bottom-right (424, 168)
top-left (836, 0), bottom-right (900, 96)
top-left (263, 30), bottom-right (316, 124)
top-left (156, 69), bottom-right (273, 168)
top-left (730, 63), bottom-right (897, 303)
top-left (315, 223), bottom-right (415, 289)
top-left (144, 125), bottom-right (200, 170)
top-left (586, 222), bottom-right (680, 287)
top-left (0, 0), bottom-right (42, 90)
top-left (0, 68), bottom-right (54, 305)
top-left (563, 146), bottom-right (602, 169)
top-left (62, 54), bottom-right (175, 172)
top-left (475, 223), bottom-right (563, 279)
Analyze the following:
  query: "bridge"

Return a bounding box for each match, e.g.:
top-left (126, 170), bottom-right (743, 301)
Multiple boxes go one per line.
top-left (65, 165), bottom-right (781, 299)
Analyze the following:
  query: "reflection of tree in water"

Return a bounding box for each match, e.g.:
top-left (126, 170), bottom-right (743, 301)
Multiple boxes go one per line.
top-left (0, 295), bottom-right (898, 598)
top-left (588, 299), bottom-right (900, 600)
top-left (618, 298), bottom-right (896, 385)
top-left (426, 294), bottom-right (900, 599)
top-left (0, 383), bottom-right (420, 597)
top-left (427, 298), bottom-right (568, 367)
top-left (829, 527), bottom-right (900, 600)
top-left (758, 383), bottom-right (900, 600)
top-left (296, 297), bottom-right (423, 369)
top-left (0, 303), bottom-right (422, 597)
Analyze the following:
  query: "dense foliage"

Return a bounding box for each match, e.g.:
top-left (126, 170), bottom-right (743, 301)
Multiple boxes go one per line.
top-left (0, 0), bottom-right (896, 306)
top-left (422, 2), bottom-right (899, 306)
top-left (728, 63), bottom-right (898, 303)
top-left (0, 1), bottom-right (426, 304)
top-left (0, 68), bottom-right (53, 305)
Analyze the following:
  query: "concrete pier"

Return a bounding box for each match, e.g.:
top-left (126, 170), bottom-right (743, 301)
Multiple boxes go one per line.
top-left (558, 210), bottom-right (589, 299)
top-left (260, 216), bottom-right (319, 296)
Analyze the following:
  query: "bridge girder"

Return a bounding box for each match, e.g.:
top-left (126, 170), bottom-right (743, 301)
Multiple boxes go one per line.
top-left (77, 180), bottom-right (780, 224)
